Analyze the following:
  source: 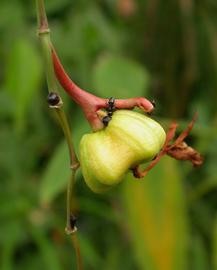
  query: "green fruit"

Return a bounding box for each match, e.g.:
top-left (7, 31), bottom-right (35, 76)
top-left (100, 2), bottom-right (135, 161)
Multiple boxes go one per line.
top-left (79, 110), bottom-right (166, 193)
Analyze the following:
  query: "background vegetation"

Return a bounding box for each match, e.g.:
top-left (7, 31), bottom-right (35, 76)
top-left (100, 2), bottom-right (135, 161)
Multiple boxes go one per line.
top-left (0, 0), bottom-right (217, 269)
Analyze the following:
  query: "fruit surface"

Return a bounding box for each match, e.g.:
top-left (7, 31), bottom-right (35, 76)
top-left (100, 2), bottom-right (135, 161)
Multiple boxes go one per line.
top-left (79, 110), bottom-right (166, 193)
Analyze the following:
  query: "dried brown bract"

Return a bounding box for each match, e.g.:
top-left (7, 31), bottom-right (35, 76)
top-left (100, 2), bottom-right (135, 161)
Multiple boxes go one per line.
top-left (167, 141), bottom-right (203, 167)
top-left (133, 113), bottom-right (203, 178)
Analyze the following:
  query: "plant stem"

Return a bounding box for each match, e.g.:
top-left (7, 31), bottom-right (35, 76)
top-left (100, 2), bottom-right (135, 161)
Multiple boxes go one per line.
top-left (36, 1), bottom-right (82, 269)
top-left (51, 48), bottom-right (105, 131)
top-left (65, 170), bottom-right (76, 233)
top-left (36, 0), bottom-right (49, 31)
top-left (55, 108), bottom-right (79, 169)
top-left (36, 0), bottom-right (56, 92)
top-left (71, 233), bottom-right (83, 270)
top-left (65, 170), bottom-right (83, 270)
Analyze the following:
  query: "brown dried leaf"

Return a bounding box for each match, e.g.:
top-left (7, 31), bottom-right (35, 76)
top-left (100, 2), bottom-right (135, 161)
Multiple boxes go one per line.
top-left (132, 113), bottom-right (203, 179)
top-left (167, 141), bottom-right (203, 167)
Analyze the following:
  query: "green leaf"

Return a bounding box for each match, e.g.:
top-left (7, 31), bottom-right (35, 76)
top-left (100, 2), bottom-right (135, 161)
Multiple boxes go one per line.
top-left (92, 55), bottom-right (150, 98)
top-left (213, 217), bottom-right (217, 270)
top-left (44, 0), bottom-right (71, 14)
top-left (5, 38), bottom-right (42, 132)
top-left (30, 226), bottom-right (62, 270)
top-left (39, 109), bottom-right (90, 205)
top-left (78, 197), bottom-right (116, 222)
top-left (192, 235), bottom-right (209, 270)
top-left (1, 222), bottom-right (23, 270)
top-left (39, 142), bottom-right (70, 205)
top-left (79, 234), bottom-right (103, 268)
top-left (121, 157), bottom-right (188, 270)
top-left (0, 89), bottom-right (14, 118)
top-left (0, 2), bottom-right (24, 31)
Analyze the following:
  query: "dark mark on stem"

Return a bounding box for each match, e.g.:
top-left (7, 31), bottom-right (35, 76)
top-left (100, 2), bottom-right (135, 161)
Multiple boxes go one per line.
top-left (47, 92), bottom-right (61, 106)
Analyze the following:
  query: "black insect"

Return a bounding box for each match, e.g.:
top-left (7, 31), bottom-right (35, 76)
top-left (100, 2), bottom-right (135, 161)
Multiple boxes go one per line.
top-left (151, 99), bottom-right (156, 108)
top-left (102, 97), bottom-right (116, 126)
top-left (102, 115), bottom-right (112, 126)
top-left (70, 214), bottom-right (77, 229)
top-left (147, 99), bottom-right (156, 116)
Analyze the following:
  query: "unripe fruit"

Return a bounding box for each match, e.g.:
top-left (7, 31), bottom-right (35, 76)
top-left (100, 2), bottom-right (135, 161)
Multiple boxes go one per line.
top-left (79, 110), bottom-right (166, 193)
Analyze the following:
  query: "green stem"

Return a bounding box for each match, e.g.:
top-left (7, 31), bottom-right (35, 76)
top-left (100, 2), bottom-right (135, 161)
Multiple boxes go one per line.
top-left (36, 1), bottom-right (82, 269)
top-left (71, 233), bottom-right (83, 270)
top-left (65, 169), bottom-right (83, 270)
top-left (36, 0), bottom-right (49, 31)
top-left (40, 35), bottom-right (57, 91)
top-left (36, 0), bottom-right (78, 168)
top-left (56, 108), bottom-right (79, 169)
top-left (65, 170), bottom-right (76, 233)
top-left (36, 0), bottom-right (56, 92)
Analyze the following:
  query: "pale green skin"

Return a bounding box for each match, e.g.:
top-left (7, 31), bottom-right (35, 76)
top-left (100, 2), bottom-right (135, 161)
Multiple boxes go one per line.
top-left (79, 110), bottom-right (166, 193)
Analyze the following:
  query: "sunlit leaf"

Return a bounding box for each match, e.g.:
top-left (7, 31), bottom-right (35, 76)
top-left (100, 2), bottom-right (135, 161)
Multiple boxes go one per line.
top-left (121, 156), bottom-right (188, 270)
top-left (39, 108), bottom-right (90, 205)
top-left (93, 55), bottom-right (150, 98)
top-left (39, 141), bottom-right (70, 205)
top-left (5, 38), bottom-right (42, 132)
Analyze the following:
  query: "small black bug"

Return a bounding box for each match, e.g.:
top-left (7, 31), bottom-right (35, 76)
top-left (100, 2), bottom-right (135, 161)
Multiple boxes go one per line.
top-left (102, 115), bottom-right (112, 126)
top-left (147, 99), bottom-right (156, 116)
top-left (70, 214), bottom-right (77, 229)
top-left (108, 97), bottom-right (115, 106)
top-left (151, 100), bottom-right (156, 108)
top-left (102, 97), bottom-right (116, 127)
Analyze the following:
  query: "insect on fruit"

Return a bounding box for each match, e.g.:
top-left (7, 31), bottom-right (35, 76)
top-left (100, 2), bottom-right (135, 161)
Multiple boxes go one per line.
top-left (102, 97), bottom-right (116, 126)
top-left (51, 47), bottom-right (203, 194)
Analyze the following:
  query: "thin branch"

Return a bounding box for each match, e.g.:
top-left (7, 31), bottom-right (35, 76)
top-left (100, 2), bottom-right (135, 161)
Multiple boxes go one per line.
top-left (71, 234), bottom-right (83, 270)
top-left (65, 171), bottom-right (77, 233)
top-left (36, 1), bottom-right (82, 269)
top-left (36, 0), bottom-right (49, 31)
top-left (55, 107), bottom-right (79, 169)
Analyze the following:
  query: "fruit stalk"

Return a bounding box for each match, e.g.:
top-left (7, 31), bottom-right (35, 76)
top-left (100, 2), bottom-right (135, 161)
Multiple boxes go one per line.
top-left (52, 48), bottom-right (155, 131)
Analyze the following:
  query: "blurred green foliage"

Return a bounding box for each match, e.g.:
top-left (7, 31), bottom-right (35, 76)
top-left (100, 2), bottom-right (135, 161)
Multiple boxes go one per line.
top-left (0, 0), bottom-right (217, 269)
